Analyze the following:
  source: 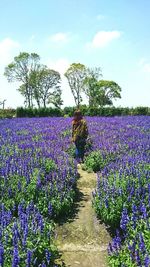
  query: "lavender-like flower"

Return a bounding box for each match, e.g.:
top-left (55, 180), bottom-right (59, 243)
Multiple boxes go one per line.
top-left (120, 208), bottom-right (129, 231)
top-left (0, 244), bottom-right (4, 267)
top-left (26, 250), bottom-right (32, 267)
top-left (12, 246), bottom-right (20, 267)
top-left (45, 249), bottom-right (51, 264)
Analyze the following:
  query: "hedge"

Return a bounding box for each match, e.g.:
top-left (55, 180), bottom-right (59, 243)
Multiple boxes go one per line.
top-left (0, 106), bottom-right (150, 118)
top-left (16, 107), bottom-right (63, 117)
top-left (0, 109), bottom-right (16, 119)
top-left (63, 106), bottom-right (150, 117)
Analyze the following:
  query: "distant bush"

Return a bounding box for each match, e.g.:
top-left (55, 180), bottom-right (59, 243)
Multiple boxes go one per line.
top-left (63, 106), bottom-right (150, 117)
top-left (132, 106), bottom-right (149, 115)
top-left (1, 106), bottom-right (149, 118)
top-left (0, 109), bottom-right (16, 118)
top-left (63, 106), bottom-right (75, 117)
top-left (16, 107), bottom-right (63, 117)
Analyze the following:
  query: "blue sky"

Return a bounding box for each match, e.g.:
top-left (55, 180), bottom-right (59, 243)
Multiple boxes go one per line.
top-left (0, 0), bottom-right (150, 108)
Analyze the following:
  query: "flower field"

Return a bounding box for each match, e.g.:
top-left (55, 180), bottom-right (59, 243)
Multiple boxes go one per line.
top-left (0, 116), bottom-right (150, 266)
top-left (0, 117), bottom-right (78, 266)
top-left (91, 116), bottom-right (150, 266)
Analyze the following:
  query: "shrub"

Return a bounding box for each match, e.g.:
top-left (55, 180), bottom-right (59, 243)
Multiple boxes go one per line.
top-left (16, 107), bottom-right (63, 117)
top-left (0, 108), bottom-right (16, 118)
top-left (84, 151), bottom-right (107, 172)
top-left (63, 106), bottom-right (75, 117)
top-left (133, 106), bottom-right (149, 115)
top-left (11, 106), bottom-right (150, 118)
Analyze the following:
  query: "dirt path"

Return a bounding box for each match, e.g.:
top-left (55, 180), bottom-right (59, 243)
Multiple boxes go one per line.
top-left (55, 166), bottom-right (111, 267)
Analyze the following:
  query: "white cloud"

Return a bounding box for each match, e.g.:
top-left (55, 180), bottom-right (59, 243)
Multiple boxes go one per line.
top-left (50, 32), bottom-right (70, 43)
top-left (87, 30), bottom-right (121, 49)
top-left (47, 58), bottom-right (70, 74)
top-left (0, 38), bottom-right (20, 65)
top-left (139, 58), bottom-right (150, 73)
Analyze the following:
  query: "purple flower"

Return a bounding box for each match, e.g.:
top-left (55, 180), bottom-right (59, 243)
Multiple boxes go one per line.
top-left (45, 249), bottom-right (51, 264)
top-left (140, 204), bottom-right (148, 219)
top-left (144, 255), bottom-right (150, 267)
top-left (120, 208), bottom-right (129, 231)
top-left (0, 244), bottom-right (4, 267)
top-left (134, 250), bottom-right (141, 266)
top-left (40, 262), bottom-right (46, 267)
top-left (26, 250), bottom-right (32, 267)
top-left (139, 233), bottom-right (146, 253)
top-left (12, 246), bottom-right (20, 267)
top-left (48, 203), bottom-right (53, 216)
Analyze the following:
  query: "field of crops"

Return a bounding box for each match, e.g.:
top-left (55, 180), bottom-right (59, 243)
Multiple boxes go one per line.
top-left (0, 116), bottom-right (150, 266)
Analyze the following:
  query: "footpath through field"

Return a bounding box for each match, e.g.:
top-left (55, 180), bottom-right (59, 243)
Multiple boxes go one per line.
top-left (55, 165), bottom-right (111, 267)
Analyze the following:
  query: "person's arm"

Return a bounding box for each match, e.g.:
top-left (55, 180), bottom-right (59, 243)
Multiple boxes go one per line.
top-left (83, 120), bottom-right (88, 139)
top-left (85, 121), bottom-right (88, 139)
top-left (71, 122), bottom-right (75, 142)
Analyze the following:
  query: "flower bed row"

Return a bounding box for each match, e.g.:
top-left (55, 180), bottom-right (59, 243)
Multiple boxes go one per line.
top-left (1, 116), bottom-right (150, 266)
top-left (0, 117), bottom-right (77, 266)
top-left (87, 116), bottom-right (150, 266)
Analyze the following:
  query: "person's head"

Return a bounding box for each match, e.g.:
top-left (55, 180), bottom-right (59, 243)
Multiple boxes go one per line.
top-left (73, 109), bottom-right (83, 121)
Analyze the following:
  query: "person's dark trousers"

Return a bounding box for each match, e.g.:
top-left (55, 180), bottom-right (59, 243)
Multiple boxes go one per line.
top-left (75, 139), bottom-right (86, 162)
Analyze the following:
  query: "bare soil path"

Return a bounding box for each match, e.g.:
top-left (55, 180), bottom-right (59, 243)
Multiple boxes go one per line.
top-left (55, 166), bottom-right (111, 267)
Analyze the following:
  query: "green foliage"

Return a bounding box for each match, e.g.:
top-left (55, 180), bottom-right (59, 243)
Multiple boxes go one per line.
top-left (83, 67), bottom-right (102, 106)
top-left (65, 63), bottom-right (87, 107)
top-left (0, 160), bottom-right (76, 220)
top-left (1, 213), bottom-right (57, 266)
top-left (63, 106), bottom-right (150, 117)
top-left (4, 52), bottom-right (41, 108)
top-left (84, 151), bottom-right (107, 172)
top-left (30, 66), bottom-right (62, 108)
top-left (44, 158), bottom-right (57, 173)
top-left (83, 74), bottom-right (122, 107)
top-left (93, 165), bottom-right (150, 227)
top-left (63, 106), bottom-right (76, 117)
top-left (132, 106), bottom-right (149, 115)
top-left (3, 106), bottom-right (150, 118)
top-left (67, 143), bottom-right (76, 158)
top-left (4, 52), bottom-right (63, 109)
top-left (0, 108), bottom-right (16, 118)
top-left (109, 219), bottom-right (150, 266)
top-left (16, 107), bottom-right (63, 117)
top-left (61, 129), bottom-right (72, 137)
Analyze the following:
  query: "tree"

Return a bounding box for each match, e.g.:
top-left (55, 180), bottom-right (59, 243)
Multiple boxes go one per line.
top-left (65, 63), bottom-right (86, 107)
top-left (4, 52), bottom-right (40, 108)
top-left (48, 87), bottom-right (63, 109)
top-left (83, 67), bottom-right (102, 106)
top-left (0, 99), bottom-right (6, 109)
top-left (96, 80), bottom-right (121, 106)
top-left (30, 67), bottom-right (62, 108)
top-left (88, 80), bottom-right (122, 107)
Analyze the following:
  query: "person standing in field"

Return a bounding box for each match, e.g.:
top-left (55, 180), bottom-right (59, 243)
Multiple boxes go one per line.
top-left (72, 110), bottom-right (88, 163)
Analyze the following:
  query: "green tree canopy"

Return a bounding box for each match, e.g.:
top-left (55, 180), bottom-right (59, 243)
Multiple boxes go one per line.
top-left (65, 63), bottom-right (87, 107)
top-left (90, 80), bottom-right (122, 107)
top-left (30, 67), bottom-right (62, 108)
top-left (4, 52), bottom-right (63, 108)
top-left (83, 67), bottom-right (102, 106)
top-left (4, 52), bottom-right (40, 107)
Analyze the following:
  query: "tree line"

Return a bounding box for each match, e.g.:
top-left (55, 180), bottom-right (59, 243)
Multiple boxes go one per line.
top-left (4, 52), bottom-right (122, 108)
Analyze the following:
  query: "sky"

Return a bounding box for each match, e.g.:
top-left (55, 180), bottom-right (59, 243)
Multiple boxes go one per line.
top-left (0, 0), bottom-right (150, 108)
